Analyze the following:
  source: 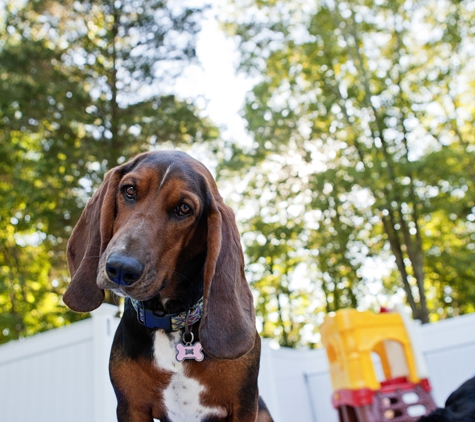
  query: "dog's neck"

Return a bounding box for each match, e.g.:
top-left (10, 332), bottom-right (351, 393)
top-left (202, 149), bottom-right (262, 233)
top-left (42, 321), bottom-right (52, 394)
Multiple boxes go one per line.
top-left (129, 251), bottom-right (206, 332)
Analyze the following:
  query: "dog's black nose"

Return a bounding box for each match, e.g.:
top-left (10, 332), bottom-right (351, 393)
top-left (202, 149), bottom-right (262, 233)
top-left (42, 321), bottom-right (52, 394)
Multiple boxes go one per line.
top-left (105, 254), bottom-right (144, 286)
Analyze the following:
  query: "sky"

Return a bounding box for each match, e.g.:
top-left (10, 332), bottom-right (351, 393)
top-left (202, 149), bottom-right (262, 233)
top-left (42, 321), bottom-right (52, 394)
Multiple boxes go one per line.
top-left (173, 5), bottom-right (254, 151)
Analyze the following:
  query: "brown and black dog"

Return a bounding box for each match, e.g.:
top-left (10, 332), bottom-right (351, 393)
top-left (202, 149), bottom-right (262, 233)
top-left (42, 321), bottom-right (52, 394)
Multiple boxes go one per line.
top-left (63, 151), bottom-right (273, 422)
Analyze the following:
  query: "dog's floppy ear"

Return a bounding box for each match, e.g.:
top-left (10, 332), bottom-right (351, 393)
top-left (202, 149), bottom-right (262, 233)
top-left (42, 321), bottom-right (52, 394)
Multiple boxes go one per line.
top-left (199, 188), bottom-right (256, 360)
top-left (63, 168), bottom-right (122, 313)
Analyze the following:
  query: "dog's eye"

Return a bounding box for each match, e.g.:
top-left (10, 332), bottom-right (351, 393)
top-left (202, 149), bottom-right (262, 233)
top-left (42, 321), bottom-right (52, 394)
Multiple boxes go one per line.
top-left (175, 203), bottom-right (192, 217)
top-left (123, 185), bottom-right (136, 200)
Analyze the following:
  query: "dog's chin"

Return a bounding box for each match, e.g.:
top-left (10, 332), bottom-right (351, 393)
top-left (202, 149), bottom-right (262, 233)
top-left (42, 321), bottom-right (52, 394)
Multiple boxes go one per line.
top-left (111, 289), bottom-right (127, 298)
top-left (124, 290), bottom-right (157, 302)
top-left (127, 279), bottom-right (172, 302)
top-left (108, 283), bottom-right (165, 302)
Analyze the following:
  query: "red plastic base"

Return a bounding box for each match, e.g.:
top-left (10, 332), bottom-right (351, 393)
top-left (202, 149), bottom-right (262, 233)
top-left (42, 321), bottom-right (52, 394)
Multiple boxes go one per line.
top-left (335, 381), bottom-right (437, 422)
top-left (332, 378), bottom-right (432, 408)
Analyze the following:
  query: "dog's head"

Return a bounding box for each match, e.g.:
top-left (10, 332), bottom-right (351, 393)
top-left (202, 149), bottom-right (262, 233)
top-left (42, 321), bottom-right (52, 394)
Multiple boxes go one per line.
top-left (64, 150), bottom-right (256, 359)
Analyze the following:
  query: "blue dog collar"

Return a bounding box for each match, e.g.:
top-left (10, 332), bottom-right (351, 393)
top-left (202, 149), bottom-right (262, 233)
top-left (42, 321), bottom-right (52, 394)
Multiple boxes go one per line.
top-left (130, 297), bottom-right (204, 332)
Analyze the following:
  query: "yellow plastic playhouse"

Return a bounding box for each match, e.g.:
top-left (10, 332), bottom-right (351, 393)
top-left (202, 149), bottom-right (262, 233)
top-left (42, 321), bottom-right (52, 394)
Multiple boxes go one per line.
top-left (320, 307), bottom-right (436, 422)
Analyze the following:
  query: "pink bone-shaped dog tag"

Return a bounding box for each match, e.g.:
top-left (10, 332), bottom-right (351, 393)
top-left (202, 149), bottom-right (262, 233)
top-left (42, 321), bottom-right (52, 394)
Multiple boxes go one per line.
top-left (175, 341), bottom-right (204, 362)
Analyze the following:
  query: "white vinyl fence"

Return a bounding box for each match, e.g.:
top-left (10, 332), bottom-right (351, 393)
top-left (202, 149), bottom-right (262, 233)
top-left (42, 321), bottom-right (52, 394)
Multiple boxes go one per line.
top-left (1, 306), bottom-right (475, 422)
top-left (0, 305), bottom-right (120, 422)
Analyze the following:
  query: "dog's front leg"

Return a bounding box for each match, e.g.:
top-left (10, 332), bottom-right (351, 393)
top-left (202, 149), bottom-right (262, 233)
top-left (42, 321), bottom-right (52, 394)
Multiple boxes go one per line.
top-left (116, 401), bottom-right (154, 422)
top-left (225, 400), bottom-right (260, 422)
top-left (226, 412), bottom-right (259, 422)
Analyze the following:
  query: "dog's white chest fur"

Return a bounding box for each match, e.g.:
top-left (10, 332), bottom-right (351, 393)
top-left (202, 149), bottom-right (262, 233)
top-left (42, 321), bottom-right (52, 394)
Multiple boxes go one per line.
top-left (153, 331), bottom-right (227, 422)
